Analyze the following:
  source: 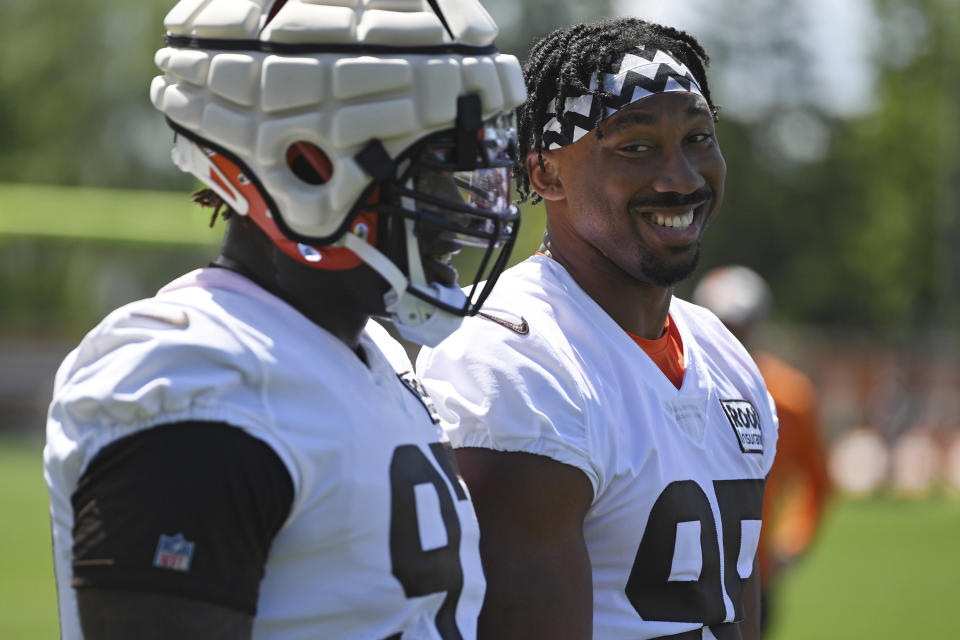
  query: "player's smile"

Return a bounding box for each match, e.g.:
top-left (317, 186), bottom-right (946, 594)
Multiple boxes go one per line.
top-left (629, 191), bottom-right (712, 248)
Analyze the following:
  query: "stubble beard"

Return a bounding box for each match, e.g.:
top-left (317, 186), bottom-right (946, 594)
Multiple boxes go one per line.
top-left (638, 241), bottom-right (702, 287)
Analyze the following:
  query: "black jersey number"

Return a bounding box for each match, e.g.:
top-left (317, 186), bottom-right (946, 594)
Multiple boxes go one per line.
top-left (624, 479), bottom-right (764, 638)
top-left (389, 444), bottom-right (469, 640)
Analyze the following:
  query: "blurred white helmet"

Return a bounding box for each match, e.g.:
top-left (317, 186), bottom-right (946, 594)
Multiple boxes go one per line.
top-left (150, 0), bottom-right (526, 346)
top-left (692, 265), bottom-right (773, 329)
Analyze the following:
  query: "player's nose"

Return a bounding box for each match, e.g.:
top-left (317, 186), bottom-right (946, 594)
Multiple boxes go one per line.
top-left (650, 146), bottom-right (706, 195)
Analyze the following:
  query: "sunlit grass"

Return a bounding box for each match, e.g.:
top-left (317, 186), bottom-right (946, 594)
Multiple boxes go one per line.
top-left (0, 182), bottom-right (548, 260)
top-left (0, 436), bottom-right (59, 639)
top-left (767, 495), bottom-right (960, 640)
top-left (0, 183), bottom-right (219, 246)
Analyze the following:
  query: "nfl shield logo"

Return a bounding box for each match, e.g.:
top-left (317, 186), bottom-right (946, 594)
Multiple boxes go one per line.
top-left (153, 533), bottom-right (195, 572)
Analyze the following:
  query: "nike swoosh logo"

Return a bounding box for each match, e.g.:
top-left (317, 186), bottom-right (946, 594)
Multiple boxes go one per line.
top-left (131, 310), bottom-right (190, 328)
top-left (478, 312), bottom-right (529, 335)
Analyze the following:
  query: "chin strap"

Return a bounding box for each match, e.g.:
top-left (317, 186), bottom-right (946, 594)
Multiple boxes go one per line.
top-left (341, 232), bottom-right (465, 347)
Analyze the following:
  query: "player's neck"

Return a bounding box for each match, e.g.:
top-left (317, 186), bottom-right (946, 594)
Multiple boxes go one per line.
top-left (543, 240), bottom-right (672, 339)
top-left (591, 280), bottom-right (673, 339)
top-left (295, 294), bottom-right (371, 351)
top-left (216, 220), bottom-right (372, 353)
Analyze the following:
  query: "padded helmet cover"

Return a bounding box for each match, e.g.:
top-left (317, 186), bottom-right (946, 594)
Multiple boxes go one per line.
top-left (150, 0), bottom-right (526, 244)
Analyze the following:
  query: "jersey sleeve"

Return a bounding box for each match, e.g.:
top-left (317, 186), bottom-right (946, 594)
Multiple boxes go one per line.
top-left (70, 421), bottom-right (294, 614)
top-left (52, 299), bottom-right (270, 434)
top-left (47, 297), bottom-right (299, 496)
top-left (417, 317), bottom-right (603, 496)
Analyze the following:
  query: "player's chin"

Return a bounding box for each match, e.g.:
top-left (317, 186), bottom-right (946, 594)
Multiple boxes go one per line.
top-left (419, 235), bottom-right (462, 287)
top-left (423, 257), bottom-right (459, 287)
top-left (640, 246), bottom-right (702, 287)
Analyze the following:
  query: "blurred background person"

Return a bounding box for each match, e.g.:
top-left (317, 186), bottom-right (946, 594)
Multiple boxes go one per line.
top-left (693, 265), bottom-right (833, 638)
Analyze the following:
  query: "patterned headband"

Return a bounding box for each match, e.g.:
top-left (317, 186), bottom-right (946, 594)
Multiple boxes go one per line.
top-left (541, 46), bottom-right (704, 150)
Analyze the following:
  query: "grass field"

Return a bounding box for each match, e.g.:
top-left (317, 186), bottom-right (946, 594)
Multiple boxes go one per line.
top-left (766, 496), bottom-right (959, 639)
top-left (0, 181), bottom-right (547, 256)
top-left (0, 183), bottom-right (218, 247)
top-left (3, 434), bottom-right (958, 639)
top-left (0, 436), bottom-right (59, 638)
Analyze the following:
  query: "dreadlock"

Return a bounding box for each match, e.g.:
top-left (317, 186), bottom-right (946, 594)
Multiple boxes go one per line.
top-left (192, 188), bottom-right (235, 228)
top-left (515, 18), bottom-right (719, 204)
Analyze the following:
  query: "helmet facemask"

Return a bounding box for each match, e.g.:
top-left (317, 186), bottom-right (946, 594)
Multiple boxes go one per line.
top-left (345, 101), bottom-right (519, 346)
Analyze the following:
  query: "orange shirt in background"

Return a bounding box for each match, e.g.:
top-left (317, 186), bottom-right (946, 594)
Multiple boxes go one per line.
top-left (754, 351), bottom-right (832, 586)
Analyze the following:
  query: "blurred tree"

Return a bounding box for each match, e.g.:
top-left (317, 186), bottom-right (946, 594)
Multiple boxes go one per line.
top-left (0, 0), bottom-right (612, 190)
top-left (1, 0), bottom-right (957, 334)
top-left (668, 0), bottom-right (960, 333)
top-left (483, 0), bottom-right (615, 64)
top-left (0, 0), bottom-right (198, 190)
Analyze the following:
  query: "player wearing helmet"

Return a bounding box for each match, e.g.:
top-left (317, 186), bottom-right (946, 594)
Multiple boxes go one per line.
top-left (44, 1), bottom-right (524, 638)
top-left (417, 18), bottom-right (778, 640)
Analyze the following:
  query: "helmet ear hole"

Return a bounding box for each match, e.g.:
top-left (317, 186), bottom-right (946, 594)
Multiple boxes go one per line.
top-left (286, 142), bottom-right (333, 186)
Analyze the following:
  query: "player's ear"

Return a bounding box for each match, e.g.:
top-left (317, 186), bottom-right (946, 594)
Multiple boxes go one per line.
top-left (526, 150), bottom-right (565, 201)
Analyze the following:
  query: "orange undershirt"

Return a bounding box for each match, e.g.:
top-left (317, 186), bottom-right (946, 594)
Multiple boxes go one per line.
top-left (534, 252), bottom-right (685, 388)
top-left (627, 315), bottom-right (685, 389)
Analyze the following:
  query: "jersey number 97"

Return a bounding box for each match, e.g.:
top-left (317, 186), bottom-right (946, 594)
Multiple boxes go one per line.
top-left (389, 443), bottom-right (470, 640)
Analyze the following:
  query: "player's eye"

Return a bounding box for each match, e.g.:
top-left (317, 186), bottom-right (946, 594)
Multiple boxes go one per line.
top-left (687, 132), bottom-right (714, 145)
top-left (619, 142), bottom-right (654, 154)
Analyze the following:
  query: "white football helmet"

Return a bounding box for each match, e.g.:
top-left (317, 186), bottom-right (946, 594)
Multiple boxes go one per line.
top-left (692, 265), bottom-right (773, 328)
top-left (150, 0), bottom-right (526, 346)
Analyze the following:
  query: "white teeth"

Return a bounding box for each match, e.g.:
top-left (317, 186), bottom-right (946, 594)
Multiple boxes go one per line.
top-left (649, 211), bottom-right (694, 230)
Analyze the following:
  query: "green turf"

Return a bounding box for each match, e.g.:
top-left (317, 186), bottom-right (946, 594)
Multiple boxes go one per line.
top-left (0, 182), bottom-right (220, 247)
top-left (4, 434), bottom-right (958, 638)
top-left (0, 437), bottom-right (59, 638)
top-left (0, 182), bottom-right (548, 258)
top-left (766, 496), bottom-right (960, 639)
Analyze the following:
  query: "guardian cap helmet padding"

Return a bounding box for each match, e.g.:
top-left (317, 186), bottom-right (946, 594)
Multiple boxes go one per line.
top-left (692, 265), bottom-right (773, 328)
top-left (150, 0), bottom-right (526, 345)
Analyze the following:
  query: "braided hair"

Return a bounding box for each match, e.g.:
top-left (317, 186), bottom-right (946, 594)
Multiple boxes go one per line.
top-left (515, 18), bottom-right (719, 204)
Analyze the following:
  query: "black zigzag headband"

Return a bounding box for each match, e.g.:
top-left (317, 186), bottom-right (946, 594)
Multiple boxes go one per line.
top-left (542, 46), bottom-right (704, 150)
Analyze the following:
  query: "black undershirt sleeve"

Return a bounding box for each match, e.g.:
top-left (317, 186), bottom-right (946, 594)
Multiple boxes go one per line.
top-left (70, 421), bottom-right (294, 615)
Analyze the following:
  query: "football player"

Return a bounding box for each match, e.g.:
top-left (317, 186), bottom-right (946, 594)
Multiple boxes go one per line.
top-left (44, 1), bottom-right (525, 638)
top-left (417, 18), bottom-right (779, 640)
top-left (693, 265), bottom-right (832, 637)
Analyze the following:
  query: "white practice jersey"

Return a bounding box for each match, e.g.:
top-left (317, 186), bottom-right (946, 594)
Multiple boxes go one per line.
top-left (46, 268), bottom-right (484, 640)
top-left (417, 255), bottom-right (778, 640)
